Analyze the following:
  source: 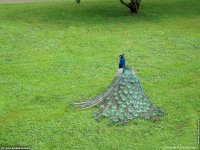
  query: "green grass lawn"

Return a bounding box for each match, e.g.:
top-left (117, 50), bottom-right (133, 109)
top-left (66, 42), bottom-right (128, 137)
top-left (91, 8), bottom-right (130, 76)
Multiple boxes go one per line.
top-left (0, 0), bottom-right (200, 149)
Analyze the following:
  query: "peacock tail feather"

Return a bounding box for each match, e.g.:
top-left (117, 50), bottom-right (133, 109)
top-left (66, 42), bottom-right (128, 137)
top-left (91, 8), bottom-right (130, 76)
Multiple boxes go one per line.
top-left (71, 67), bottom-right (166, 125)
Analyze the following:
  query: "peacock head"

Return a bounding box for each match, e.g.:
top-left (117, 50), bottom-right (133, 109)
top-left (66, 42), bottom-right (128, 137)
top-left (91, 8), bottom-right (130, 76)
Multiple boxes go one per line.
top-left (119, 54), bottom-right (124, 58)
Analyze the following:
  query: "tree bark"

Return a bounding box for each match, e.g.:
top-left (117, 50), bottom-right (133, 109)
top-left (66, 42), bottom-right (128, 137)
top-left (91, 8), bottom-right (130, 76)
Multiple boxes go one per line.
top-left (119, 0), bottom-right (141, 13)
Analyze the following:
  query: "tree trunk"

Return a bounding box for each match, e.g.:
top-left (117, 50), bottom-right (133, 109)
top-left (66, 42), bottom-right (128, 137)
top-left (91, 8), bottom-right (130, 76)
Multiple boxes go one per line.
top-left (119, 0), bottom-right (141, 13)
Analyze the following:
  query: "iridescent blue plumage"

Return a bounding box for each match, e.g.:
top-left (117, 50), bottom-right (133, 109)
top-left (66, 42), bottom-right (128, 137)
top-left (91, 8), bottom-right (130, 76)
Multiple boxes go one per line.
top-left (119, 54), bottom-right (126, 69)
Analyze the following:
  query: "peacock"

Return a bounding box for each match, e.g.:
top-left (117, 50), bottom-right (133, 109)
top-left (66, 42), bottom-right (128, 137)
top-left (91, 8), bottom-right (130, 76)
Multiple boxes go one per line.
top-left (71, 54), bottom-right (166, 125)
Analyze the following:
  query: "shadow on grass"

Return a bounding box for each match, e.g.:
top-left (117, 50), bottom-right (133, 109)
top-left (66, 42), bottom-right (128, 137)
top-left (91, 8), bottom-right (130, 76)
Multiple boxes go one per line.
top-left (0, 0), bottom-right (199, 26)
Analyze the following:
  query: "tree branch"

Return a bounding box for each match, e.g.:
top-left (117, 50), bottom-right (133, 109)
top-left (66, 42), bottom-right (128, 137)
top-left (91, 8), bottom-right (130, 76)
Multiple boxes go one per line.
top-left (119, 0), bottom-right (131, 9)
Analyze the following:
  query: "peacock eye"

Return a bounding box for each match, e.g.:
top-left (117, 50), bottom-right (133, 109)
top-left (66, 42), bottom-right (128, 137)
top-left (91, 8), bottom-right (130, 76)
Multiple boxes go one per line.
top-left (129, 89), bottom-right (133, 94)
top-left (128, 107), bottom-right (133, 112)
top-left (124, 89), bottom-right (128, 94)
top-left (128, 115), bottom-right (133, 120)
top-left (130, 99), bottom-right (134, 104)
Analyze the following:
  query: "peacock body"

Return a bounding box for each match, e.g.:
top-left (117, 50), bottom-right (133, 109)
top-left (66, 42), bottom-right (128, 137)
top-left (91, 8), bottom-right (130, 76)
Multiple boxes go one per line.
top-left (72, 67), bottom-right (166, 125)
